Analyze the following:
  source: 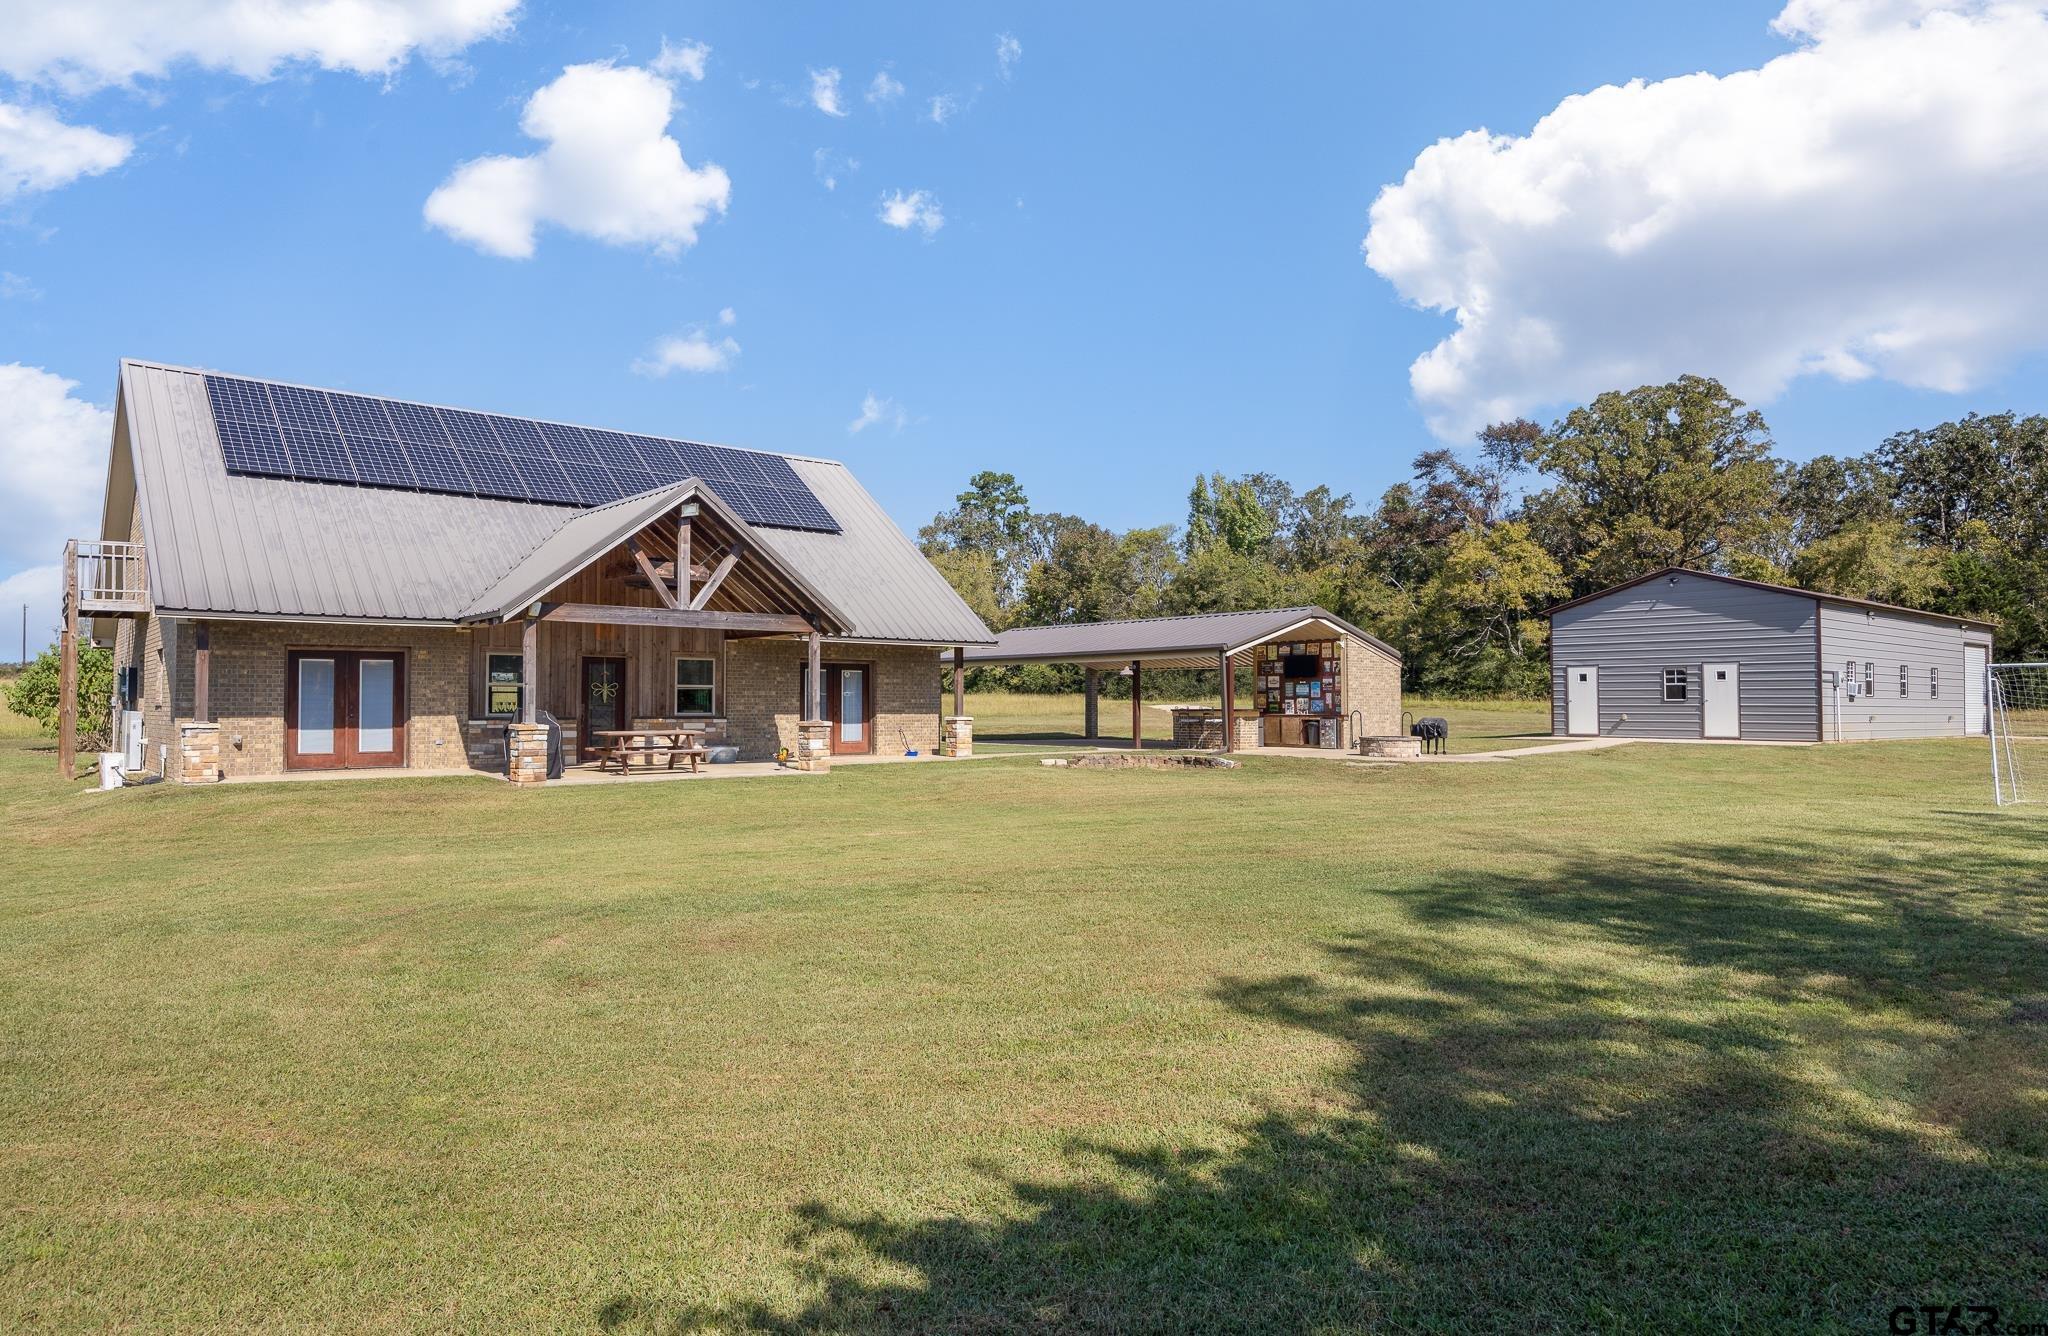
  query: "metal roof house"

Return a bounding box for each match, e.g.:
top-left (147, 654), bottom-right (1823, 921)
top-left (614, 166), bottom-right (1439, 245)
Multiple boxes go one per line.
top-left (60, 360), bottom-right (993, 783)
top-left (964, 607), bottom-right (1402, 751)
top-left (1545, 568), bottom-right (1996, 743)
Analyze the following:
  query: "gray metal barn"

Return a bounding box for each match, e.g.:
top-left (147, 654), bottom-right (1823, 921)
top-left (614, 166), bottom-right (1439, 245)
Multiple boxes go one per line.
top-left (1546, 568), bottom-right (1995, 743)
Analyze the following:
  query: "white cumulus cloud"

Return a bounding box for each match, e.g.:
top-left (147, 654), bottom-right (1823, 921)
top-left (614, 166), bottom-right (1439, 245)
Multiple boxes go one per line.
top-left (717, 306), bottom-right (736, 326)
top-left (632, 331), bottom-right (739, 377)
top-left (926, 92), bottom-right (958, 125)
top-left (0, 0), bottom-right (519, 92)
top-left (650, 38), bottom-right (710, 82)
top-left (877, 189), bottom-right (943, 236)
top-left (0, 364), bottom-right (113, 581)
top-left (866, 69), bottom-right (904, 104)
top-left (808, 67), bottom-right (847, 117)
top-left (996, 33), bottom-right (1022, 80)
top-left (0, 102), bottom-right (131, 200)
top-left (425, 60), bottom-right (730, 260)
top-left (0, 564), bottom-right (64, 658)
top-left (848, 392), bottom-right (908, 434)
top-left (1363, 0), bottom-right (2048, 440)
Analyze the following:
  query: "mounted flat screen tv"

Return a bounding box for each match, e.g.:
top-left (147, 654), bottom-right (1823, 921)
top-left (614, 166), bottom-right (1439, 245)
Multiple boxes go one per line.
top-left (1281, 652), bottom-right (1320, 679)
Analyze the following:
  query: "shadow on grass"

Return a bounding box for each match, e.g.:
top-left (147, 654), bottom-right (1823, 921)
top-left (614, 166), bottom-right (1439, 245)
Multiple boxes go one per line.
top-left (616, 820), bottom-right (2048, 1332)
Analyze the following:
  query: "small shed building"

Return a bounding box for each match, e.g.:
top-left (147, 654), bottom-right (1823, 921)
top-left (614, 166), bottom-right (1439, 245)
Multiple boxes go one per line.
top-left (1545, 568), bottom-right (1995, 742)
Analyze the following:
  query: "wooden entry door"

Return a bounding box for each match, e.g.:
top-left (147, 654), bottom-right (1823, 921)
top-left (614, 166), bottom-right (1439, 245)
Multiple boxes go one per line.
top-left (581, 657), bottom-right (629, 738)
top-left (825, 663), bottom-right (872, 754)
top-left (286, 650), bottom-right (407, 769)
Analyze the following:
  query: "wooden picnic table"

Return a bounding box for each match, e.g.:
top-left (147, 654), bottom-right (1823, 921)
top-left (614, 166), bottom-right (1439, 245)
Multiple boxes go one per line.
top-left (589, 726), bottom-right (708, 774)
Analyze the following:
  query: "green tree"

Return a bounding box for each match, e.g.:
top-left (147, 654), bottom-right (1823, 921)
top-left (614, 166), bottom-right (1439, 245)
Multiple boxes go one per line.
top-left (1788, 518), bottom-right (1945, 606)
top-left (1409, 522), bottom-right (1565, 696)
top-left (1524, 374), bottom-right (1778, 591)
top-left (1163, 544), bottom-right (1293, 615)
top-left (920, 471), bottom-right (1038, 614)
top-left (5, 643), bottom-right (114, 744)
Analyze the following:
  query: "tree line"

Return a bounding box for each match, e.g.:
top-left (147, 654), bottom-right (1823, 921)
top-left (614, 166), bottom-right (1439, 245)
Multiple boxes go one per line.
top-left (920, 374), bottom-right (2046, 697)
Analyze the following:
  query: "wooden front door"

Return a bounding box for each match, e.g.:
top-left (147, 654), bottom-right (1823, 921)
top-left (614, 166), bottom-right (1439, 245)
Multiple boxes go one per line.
top-left (825, 662), bottom-right (872, 755)
top-left (286, 650), bottom-right (407, 769)
top-left (581, 657), bottom-right (629, 738)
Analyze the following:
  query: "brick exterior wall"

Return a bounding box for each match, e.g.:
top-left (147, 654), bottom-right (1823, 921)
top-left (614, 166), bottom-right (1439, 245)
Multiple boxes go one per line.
top-left (202, 622), bottom-right (470, 777)
top-left (1345, 634), bottom-right (1402, 738)
top-left (721, 640), bottom-right (940, 760)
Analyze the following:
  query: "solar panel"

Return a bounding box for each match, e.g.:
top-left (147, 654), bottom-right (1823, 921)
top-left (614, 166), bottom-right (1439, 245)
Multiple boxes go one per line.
top-left (404, 441), bottom-right (475, 494)
top-left (203, 373), bottom-right (840, 531)
top-left (215, 415), bottom-right (292, 476)
top-left (347, 437), bottom-right (417, 489)
top-left (281, 427), bottom-right (356, 483)
top-left (330, 393), bottom-right (397, 440)
top-left (268, 384), bottom-right (339, 433)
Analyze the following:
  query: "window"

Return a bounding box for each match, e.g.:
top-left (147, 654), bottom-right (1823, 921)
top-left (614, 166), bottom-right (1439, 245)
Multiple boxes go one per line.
top-left (674, 656), bottom-right (715, 715)
top-left (486, 652), bottom-right (524, 717)
top-left (1663, 667), bottom-right (1688, 701)
top-left (1930, 666), bottom-right (1939, 698)
top-left (1900, 664), bottom-right (1910, 698)
top-left (1864, 662), bottom-right (1876, 697)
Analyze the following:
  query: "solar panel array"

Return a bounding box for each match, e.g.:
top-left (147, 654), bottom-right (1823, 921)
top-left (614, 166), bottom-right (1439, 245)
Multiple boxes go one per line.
top-left (202, 374), bottom-right (840, 533)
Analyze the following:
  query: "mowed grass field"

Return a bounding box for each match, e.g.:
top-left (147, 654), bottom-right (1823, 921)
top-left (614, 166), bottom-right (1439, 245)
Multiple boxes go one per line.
top-left (2, 722), bottom-right (2045, 1331)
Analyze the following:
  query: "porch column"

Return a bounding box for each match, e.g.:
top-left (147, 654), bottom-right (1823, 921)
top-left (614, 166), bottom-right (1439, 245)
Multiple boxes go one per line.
top-left (520, 616), bottom-right (539, 724)
top-left (952, 646), bottom-right (965, 717)
top-left (1130, 659), bottom-right (1142, 750)
top-left (807, 630), bottom-right (824, 720)
top-left (58, 540), bottom-right (77, 780)
top-left (1084, 668), bottom-right (1100, 739)
top-left (1218, 647), bottom-right (1233, 753)
top-left (193, 623), bottom-right (211, 723)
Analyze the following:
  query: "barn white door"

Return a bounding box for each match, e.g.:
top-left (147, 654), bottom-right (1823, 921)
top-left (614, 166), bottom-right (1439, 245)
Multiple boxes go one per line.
top-left (1965, 644), bottom-right (1988, 735)
top-left (1566, 666), bottom-right (1598, 736)
top-left (1703, 662), bottom-right (1740, 738)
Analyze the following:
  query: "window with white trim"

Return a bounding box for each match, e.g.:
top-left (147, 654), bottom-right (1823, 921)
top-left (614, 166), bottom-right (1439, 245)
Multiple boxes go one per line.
top-left (1930, 666), bottom-right (1939, 698)
top-left (1899, 664), bottom-right (1909, 698)
top-left (1662, 667), bottom-right (1687, 701)
top-left (486, 652), bottom-right (524, 718)
top-left (1864, 662), bottom-right (1876, 697)
top-left (674, 656), bottom-right (715, 715)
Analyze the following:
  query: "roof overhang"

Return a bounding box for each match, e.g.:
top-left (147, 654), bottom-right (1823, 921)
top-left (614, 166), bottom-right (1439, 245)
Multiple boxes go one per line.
top-left (1544, 565), bottom-right (1999, 632)
top-left (961, 608), bottom-right (1399, 668)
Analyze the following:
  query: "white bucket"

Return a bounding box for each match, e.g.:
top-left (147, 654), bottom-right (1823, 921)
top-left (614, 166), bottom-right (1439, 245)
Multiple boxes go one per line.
top-left (99, 753), bottom-right (125, 790)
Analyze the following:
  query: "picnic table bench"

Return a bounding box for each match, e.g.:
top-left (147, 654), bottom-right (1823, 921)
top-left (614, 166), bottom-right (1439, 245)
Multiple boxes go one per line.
top-left (589, 727), bottom-right (708, 775)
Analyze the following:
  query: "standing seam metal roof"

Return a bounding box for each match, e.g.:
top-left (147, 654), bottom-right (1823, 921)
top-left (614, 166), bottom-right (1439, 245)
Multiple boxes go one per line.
top-left (116, 360), bottom-right (994, 643)
top-left (962, 606), bottom-right (1399, 665)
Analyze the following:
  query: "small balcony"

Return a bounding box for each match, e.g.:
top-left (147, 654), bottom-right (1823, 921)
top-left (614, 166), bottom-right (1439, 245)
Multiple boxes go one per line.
top-left (69, 539), bottom-right (149, 615)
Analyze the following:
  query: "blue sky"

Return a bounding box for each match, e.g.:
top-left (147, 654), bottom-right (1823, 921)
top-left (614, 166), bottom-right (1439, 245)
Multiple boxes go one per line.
top-left (4, 0), bottom-right (2047, 644)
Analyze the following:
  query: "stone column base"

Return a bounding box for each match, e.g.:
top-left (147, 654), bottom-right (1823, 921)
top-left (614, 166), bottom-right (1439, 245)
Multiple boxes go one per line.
top-left (507, 721), bottom-right (550, 784)
top-left (941, 716), bottom-right (973, 757)
top-left (796, 720), bottom-right (833, 773)
top-left (1232, 715), bottom-right (1263, 751)
top-left (177, 721), bottom-right (222, 784)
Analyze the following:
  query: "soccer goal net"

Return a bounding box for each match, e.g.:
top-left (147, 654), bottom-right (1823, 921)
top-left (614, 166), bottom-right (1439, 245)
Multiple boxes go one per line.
top-left (1990, 663), bottom-right (2048, 806)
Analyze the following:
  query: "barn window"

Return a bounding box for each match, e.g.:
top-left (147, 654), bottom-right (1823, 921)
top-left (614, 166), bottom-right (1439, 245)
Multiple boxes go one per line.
top-left (1930, 666), bottom-right (1939, 698)
top-left (1864, 662), bottom-right (1876, 697)
top-left (1662, 667), bottom-right (1687, 701)
top-left (1899, 664), bottom-right (1909, 698)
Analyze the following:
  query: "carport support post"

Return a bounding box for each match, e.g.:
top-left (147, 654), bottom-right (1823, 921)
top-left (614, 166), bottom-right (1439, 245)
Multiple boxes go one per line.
top-left (1218, 647), bottom-right (1233, 752)
top-left (193, 623), bottom-right (211, 723)
top-left (952, 646), bottom-right (965, 718)
top-left (1130, 659), bottom-right (1143, 750)
top-left (1083, 668), bottom-right (1100, 739)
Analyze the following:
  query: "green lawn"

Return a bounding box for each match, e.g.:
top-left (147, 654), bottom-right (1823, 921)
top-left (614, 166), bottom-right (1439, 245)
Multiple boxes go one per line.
top-left (2, 730), bottom-right (2044, 1331)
